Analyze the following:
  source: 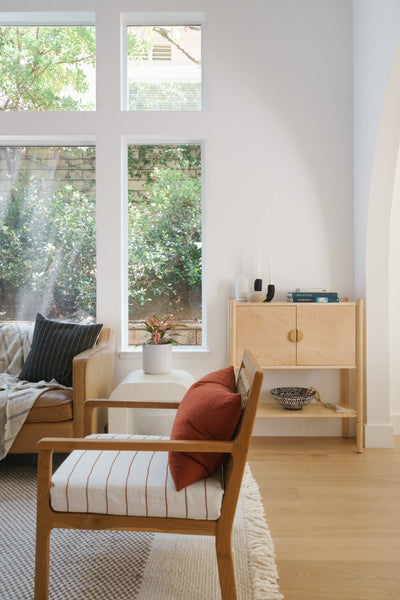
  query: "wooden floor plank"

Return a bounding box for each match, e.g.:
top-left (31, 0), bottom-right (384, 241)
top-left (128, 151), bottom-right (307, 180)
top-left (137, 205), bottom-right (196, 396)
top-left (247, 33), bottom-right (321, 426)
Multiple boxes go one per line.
top-left (275, 560), bottom-right (400, 600)
top-left (248, 436), bottom-right (400, 600)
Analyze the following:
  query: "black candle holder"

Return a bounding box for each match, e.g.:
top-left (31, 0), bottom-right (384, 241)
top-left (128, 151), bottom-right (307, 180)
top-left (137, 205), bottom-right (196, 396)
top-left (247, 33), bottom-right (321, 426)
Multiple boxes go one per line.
top-left (254, 278), bottom-right (262, 291)
top-left (264, 284), bottom-right (275, 302)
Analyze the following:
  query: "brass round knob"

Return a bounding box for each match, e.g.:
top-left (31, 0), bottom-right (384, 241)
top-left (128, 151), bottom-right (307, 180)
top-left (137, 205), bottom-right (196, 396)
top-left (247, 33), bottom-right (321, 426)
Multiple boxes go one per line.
top-left (289, 329), bottom-right (304, 342)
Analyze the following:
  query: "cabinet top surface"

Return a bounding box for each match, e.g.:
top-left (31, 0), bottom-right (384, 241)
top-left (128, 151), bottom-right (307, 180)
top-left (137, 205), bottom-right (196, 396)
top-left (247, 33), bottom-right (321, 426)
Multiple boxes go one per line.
top-left (230, 299), bottom-right (358, 306)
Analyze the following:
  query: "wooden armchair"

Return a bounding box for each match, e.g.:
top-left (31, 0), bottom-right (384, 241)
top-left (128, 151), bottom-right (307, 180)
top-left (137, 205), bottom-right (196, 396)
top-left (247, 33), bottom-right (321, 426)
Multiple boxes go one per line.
top-left (10, 326), bottom-right (115, 454)
top-left (34, 350), bottom-right (263, 600)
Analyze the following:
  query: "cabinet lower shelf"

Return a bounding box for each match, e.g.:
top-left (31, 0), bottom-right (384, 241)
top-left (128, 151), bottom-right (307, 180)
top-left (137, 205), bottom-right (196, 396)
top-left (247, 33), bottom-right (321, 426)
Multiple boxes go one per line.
top-left (257, 402), bottom-right (357, 418)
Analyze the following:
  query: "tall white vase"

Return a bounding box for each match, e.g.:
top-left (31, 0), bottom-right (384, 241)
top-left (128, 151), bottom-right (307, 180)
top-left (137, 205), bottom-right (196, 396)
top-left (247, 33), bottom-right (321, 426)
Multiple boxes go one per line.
top-left (235, 275), bottom-right (249, 301)
top-left (142, 344), bottom-right (173, 374)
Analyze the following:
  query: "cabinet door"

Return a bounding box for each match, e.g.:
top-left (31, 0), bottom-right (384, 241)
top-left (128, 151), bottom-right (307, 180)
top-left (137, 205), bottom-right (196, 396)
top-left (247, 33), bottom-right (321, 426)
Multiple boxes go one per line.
top-left (235, 305), bottom-right (297, 366)
top-left (296, 304), bottom-right (356, 366)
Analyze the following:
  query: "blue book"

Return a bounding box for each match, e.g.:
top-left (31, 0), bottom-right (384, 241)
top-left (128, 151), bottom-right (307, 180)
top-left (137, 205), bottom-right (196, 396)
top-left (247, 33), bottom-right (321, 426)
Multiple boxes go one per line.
top-left (287, 291), bottom-right (339, 299)
top-left (287, 296), bottom-right (339, 303)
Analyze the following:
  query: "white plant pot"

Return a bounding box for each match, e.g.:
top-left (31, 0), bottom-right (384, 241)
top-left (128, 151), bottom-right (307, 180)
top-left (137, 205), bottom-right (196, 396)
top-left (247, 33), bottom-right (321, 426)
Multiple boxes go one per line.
top-left (142, 344), bottom-right (173, 375)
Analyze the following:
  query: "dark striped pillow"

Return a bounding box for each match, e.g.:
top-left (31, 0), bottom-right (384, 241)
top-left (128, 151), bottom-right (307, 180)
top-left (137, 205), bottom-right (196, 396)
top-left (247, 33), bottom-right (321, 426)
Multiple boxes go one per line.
top-left (19, 313), bottom-right (103, 387)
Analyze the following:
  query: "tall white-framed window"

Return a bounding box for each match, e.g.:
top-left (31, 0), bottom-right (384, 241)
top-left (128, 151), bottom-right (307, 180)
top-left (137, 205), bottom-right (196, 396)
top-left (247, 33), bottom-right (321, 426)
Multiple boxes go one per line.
top-left (121, 13), bottom-right (203, 111)
top-left (0, 137), bottom-right (96, 322)
top-left (122, 138), bottom-right (204, 348)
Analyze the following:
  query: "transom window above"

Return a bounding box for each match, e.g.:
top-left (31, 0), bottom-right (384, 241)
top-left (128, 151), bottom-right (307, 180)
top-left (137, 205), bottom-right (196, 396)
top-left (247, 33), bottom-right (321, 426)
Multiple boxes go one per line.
top-left (127, 25), bottom-right (202, 111)
top-left (0, 25), bottom-right (96, 111)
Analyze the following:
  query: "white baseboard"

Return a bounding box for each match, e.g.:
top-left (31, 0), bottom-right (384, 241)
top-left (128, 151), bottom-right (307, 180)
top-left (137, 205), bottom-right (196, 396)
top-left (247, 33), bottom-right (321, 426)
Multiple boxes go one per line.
top-left (390, 413), bottom-right (400, 435)
top-left (364, 423), bottom-right (394, 447)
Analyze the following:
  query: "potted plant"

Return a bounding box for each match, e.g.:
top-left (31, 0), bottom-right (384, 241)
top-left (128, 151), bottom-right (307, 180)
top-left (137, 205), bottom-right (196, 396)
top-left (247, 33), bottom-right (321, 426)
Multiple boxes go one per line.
top-left (141, 314), bottom-right (183, 374)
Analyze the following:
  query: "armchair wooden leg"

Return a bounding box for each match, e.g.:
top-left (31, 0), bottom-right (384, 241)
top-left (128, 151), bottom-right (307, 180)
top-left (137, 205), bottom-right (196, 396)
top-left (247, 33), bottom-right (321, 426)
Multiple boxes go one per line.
top-left (215, 533), bottom-right (237, 600)
top-left (34, 521), bottom-right (51, 600)
top-left (35, 449), bottom-right (53, 600)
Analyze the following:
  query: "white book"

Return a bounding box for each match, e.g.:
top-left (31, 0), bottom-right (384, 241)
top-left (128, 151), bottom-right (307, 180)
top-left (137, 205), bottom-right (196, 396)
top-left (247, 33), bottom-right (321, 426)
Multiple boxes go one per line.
top-left (296, 288), bottom-right (331, 292)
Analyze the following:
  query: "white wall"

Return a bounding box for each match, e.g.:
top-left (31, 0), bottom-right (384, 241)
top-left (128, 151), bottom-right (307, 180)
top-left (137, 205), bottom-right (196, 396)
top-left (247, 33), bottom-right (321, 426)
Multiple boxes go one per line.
top-left (353, 0), bottom-right (400, 299)
top-left (389, 135), bottom-right (400, 434)
top-left (1, 0), bottom-right (355, 436)
top-left (353, 0), bottom-right (400, 445)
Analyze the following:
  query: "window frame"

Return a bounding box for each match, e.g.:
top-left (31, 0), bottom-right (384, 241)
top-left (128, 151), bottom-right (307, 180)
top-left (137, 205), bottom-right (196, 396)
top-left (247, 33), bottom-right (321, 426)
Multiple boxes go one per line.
top-left (0, 8), bottom-right (208, 355)
top-left (0, 12), bottom-right (95, 26)
top-left (120, 136), bottom-right (206, 352)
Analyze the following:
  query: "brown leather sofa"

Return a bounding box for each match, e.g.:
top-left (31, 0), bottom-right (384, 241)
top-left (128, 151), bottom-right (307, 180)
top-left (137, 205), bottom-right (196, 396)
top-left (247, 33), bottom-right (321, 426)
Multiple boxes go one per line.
top-left (9, 326), bottom-right (115, 454)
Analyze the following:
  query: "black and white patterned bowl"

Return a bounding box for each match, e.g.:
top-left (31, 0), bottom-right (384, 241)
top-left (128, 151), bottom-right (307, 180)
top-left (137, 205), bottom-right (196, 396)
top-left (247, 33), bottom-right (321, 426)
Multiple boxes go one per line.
top-left (270, 387), bottom-right (316, 410)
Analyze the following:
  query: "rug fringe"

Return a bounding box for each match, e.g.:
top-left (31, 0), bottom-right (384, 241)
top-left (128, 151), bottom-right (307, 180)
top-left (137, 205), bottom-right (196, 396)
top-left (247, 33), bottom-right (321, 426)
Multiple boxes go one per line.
top-left (241, 465), bottom-right (284, 599)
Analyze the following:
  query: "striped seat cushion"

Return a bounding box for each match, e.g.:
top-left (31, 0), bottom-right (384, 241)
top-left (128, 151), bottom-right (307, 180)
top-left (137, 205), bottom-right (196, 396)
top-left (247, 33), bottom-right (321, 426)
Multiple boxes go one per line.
top-left (50, 434), bottom-right (225, 520)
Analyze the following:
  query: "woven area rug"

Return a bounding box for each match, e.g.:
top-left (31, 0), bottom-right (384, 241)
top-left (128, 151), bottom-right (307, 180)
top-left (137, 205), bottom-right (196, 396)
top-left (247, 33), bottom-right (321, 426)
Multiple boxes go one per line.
top-left (0, 454), bottom-right (283, 600)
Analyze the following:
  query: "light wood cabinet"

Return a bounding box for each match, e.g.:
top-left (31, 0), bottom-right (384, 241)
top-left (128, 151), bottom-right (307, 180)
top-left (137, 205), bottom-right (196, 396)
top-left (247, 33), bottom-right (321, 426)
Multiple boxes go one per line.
top-left (228, 299), bottom-right (364, 452)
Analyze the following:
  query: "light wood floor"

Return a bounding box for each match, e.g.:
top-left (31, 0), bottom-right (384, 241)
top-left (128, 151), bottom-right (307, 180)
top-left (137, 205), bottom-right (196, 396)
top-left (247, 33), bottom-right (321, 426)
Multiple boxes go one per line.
top-left (247, 436), bottom-right (400, 600)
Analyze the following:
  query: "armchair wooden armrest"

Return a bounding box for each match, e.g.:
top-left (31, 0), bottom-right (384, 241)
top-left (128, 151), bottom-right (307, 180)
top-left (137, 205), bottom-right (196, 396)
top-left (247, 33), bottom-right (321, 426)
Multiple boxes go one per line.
top-left (37, 436), bottom-right (234, 454)
top-left (72, 327), bottom-right (115, 437)
top-left (83, 398), bottom-right (180, 436)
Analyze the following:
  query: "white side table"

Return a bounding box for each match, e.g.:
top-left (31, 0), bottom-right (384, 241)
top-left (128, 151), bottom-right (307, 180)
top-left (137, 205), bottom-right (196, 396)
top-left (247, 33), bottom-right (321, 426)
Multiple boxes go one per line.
top-left (108, 369), bottom-right (195, 435)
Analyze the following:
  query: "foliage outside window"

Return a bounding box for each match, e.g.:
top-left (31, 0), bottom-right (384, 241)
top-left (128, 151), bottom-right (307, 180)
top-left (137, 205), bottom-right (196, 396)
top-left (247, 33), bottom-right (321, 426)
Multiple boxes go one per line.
top-left (0, 147), bottom-right (96, 322)
top-left (128, 144), bottom-right (202, 345)
top-left (127, 25), bottom-right (201, 111)
top-left (0, 26), bottom-right (95, 111)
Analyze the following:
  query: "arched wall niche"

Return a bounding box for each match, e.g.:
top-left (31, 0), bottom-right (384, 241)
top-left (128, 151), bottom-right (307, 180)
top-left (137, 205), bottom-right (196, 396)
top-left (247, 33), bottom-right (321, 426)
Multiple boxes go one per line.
top-left (365, 40), bottom-right (400, 447)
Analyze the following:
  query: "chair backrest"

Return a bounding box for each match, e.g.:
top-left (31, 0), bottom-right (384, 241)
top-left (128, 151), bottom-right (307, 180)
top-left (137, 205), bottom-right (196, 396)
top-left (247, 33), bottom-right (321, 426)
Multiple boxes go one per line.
top-left (220, 349), bottom-right (263, 523)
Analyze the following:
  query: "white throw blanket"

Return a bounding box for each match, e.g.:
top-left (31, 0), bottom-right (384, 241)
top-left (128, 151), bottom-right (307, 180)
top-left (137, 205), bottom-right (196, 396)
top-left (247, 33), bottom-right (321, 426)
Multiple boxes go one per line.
top-left (0, 322), bottom-right (67, 459)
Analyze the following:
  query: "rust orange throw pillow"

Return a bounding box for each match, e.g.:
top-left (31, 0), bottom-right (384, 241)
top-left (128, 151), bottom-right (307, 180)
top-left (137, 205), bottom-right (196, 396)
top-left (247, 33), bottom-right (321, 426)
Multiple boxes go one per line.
top-left (168, 366), bottom-right (242, 491)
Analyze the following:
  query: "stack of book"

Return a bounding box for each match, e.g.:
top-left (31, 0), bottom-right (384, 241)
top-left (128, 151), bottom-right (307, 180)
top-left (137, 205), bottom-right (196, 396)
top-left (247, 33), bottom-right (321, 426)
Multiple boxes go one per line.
top-left (287, 289), bottom-right (339, 303)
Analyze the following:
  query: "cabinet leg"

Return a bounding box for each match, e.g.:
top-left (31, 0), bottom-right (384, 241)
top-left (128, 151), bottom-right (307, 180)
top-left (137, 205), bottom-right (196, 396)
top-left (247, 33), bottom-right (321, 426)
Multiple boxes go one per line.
top-left (341, 370), bottom-right (349, 439)
top-left (356, 420), bottom-right (363, 453)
